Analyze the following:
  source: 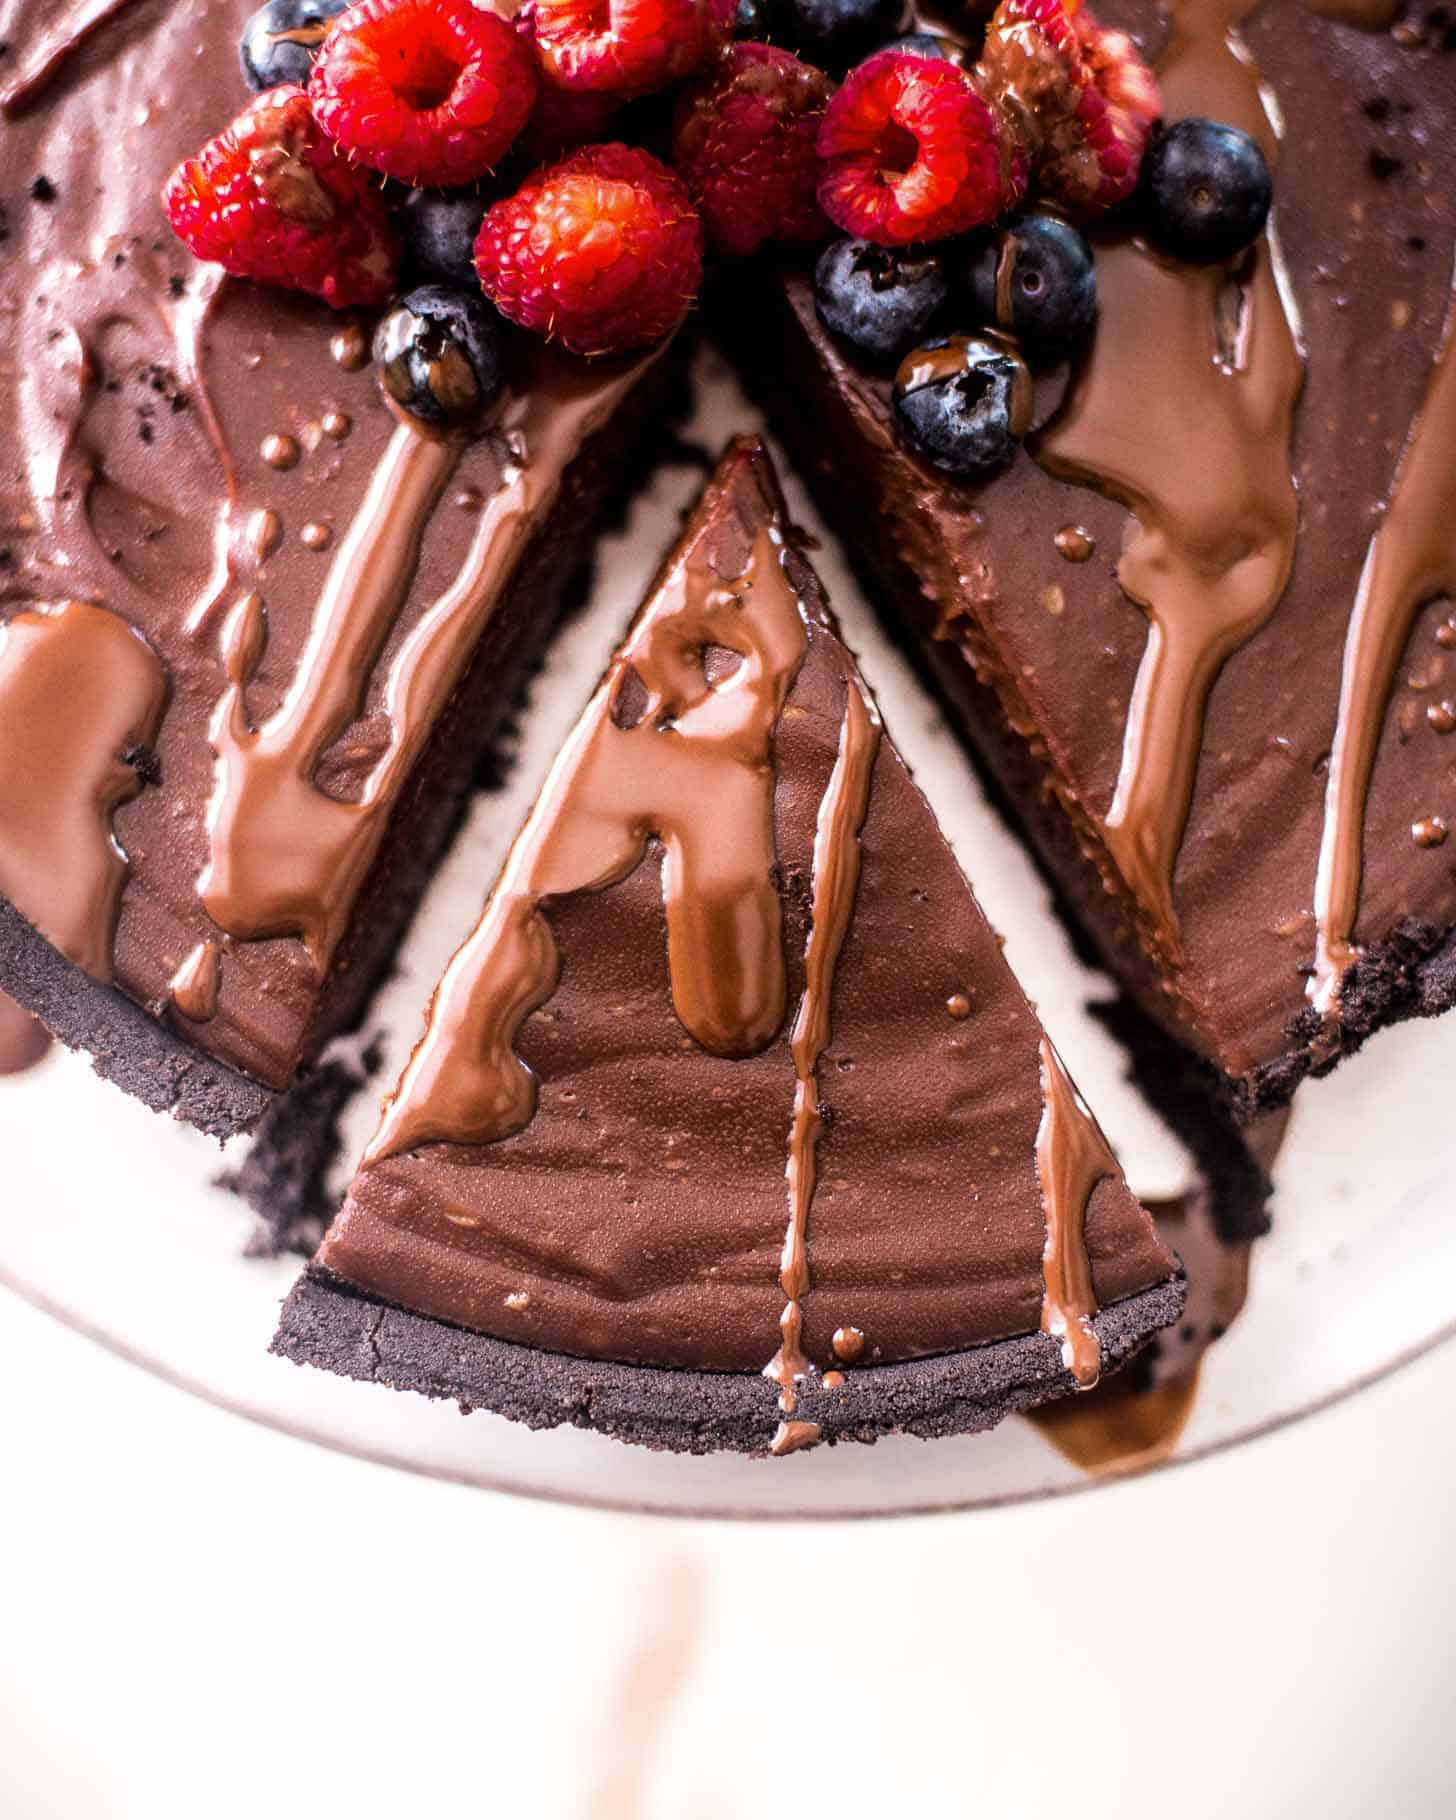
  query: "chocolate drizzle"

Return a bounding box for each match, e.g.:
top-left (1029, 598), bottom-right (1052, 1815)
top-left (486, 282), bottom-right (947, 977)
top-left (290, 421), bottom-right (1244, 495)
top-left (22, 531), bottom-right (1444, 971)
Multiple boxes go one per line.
top-left (1311, 272), bottom-right (1456, 1015)
top-left (0, 601), bottom-right (166, 979)
top-left (202, 356), bottom-right (652, 972)
top-left (368, 524), bottom-right (809, 1162)
top-left (0, 0), bottom-right (148, 115)
top-left (1035, 1037), bottom-right (1117, 1388)
top-left (169, 939), bottom-right (222, 1023)
top-left (1034, 0), bottom-right (1303, 956)
top-left (765, 678), bottom-right (882, 1446)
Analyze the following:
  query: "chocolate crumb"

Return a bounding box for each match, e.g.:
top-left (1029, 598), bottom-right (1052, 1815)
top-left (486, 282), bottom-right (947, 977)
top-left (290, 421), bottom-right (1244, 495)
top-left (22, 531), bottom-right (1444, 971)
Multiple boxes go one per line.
top-left (167, 274), bottom-right (185, 297)
top-left (1368, 150), bottom-right (1405, 182)
top-left (29, 175), bottom-right (56, 204)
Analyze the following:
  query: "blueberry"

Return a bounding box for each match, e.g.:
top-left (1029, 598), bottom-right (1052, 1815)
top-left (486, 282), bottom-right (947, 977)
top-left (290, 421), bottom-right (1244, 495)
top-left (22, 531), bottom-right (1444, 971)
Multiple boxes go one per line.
top-left (239, 0), bottom-right (347, 92)
top-left (1140, 117), bottom-right (1273, 265)
top-left (734, 0), bottom-right (780, 36)
top-left (877, 30), bottom-right (956, 58)
top-left (398, 189), bottom-right (489, 289)
top-left (893, 335), bottom-right (1031, 478)
top-left (777, 0), bottom-right (911, 72)
top-left (374, 288), bottom-right (507, 430)
top-left (963, 212), bottom-right (1097, 363)
top-left (815, 237), bottom-right (948, 365)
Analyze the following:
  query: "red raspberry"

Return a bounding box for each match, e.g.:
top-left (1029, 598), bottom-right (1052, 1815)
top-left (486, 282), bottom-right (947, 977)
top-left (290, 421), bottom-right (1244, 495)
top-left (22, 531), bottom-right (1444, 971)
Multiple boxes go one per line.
top-left (980, 0), bottom-right (1160, 213)
top-left (530, 0), bottom-right (735, 96)
top-left (816, 51), bottom-right (1024, 249)
top-left (515, 82), bottom-right (621, 165)
top-left (474, 143), bottom-right (703, 356)
top-left (161, 86), bottom-right (398, 310)
top-left (672, 44), bottom-right (835, 258)
top-left (309, 0), bottom-right (537, 188)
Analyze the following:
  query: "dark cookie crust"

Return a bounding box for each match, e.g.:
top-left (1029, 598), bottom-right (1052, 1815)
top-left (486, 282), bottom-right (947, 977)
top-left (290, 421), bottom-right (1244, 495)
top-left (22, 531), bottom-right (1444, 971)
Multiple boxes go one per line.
top-left (0, 893), bottom-right (272, 1140)
top-left (272, 1266), bottom-right (1187, 1456)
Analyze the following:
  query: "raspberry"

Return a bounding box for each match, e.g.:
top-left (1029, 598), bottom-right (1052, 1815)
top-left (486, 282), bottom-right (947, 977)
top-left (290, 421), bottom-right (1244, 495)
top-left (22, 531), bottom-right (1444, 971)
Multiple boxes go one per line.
top-left (530, 0), bottom-right (735, 96)
top-left (515, 82), bottom-right (621, 164)
top-left (672, 43), bottom-right (835, 258)
top-left (474, 143), bottom-right (703, 356)
top-left (161, 85), bottom-right (398, 309)
top-left (816, 50), bottom-right (1023, 248)
top-left (309, 0), bottom-right (537, 188)
top-left (980, 0), bottom-right (1160, 213)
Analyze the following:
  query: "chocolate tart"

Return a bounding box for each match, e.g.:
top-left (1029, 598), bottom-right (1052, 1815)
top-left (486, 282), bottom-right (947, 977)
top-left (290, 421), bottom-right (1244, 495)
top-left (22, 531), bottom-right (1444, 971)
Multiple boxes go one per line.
top-left (0, 0), bottom-right (678, 1138)
top-left (274, 439), bottom-right (1184, 1454)
top-left (719, 0), bottom-right (1456, 1127)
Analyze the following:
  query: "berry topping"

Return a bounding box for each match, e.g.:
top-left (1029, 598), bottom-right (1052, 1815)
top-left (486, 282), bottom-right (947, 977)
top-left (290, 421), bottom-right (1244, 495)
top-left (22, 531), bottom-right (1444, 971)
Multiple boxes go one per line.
top-left (398, 188), bottom-right (489, 287)
top-left (814, 236), bottom-right (947, 363)
top-left (308, 0), bottom-right (537, 188)
top-left (963, 209), bottom-right (1096, 361)
top-left (981, 0), bottom-right (1160, 214)
top-left (816, 50), bottom-right (1024, 247)
top-left (161, 85), bottom-right (399, 310)
top-left (374, 286), bottom-right (507, 428)
top-left (531, 0), bottom-right (736, 96)
top-left (516, 82), bottom-right (622, 164)
top-left (474, 143), bottom-right (703, 357)
top-left (879, 30), bottom-right (957, 60)
top-left (240, 0), bottom-right (347, 92)
top-left (672, 43), bottom-right (835, 258)
top-left (893, 333), bottom-right (1032, 476)
top-left (1140, 116), bottom-right (1272, 265)
top-left (777, 0), bottom-right (911, 75)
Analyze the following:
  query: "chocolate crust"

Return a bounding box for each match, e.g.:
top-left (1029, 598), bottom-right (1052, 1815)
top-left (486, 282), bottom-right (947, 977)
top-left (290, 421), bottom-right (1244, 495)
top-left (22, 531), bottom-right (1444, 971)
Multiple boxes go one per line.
top-left (272, 1265), bottom-right (1186, 1456)
top-left (0, 894), bottom-right (271, 1140)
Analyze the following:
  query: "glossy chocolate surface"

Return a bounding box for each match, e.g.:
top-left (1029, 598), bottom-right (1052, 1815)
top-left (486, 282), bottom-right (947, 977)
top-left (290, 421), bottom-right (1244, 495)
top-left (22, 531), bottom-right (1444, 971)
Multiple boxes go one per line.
top-left (739, 1), bottom-right (1456, 1101)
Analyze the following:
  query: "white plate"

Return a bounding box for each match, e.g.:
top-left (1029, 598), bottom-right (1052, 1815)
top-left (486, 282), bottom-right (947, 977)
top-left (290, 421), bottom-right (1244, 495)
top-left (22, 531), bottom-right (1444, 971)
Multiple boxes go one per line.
top-left (3, 350), bottom-right (1453, 1518)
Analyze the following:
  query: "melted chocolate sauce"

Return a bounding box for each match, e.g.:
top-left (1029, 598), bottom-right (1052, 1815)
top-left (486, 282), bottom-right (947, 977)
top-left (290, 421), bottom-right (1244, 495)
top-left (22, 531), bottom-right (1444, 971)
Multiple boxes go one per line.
top-left (0, 990), bottom-right (51, 1076)
top-left (1035, 1038), bottom-right (1118, 1387)
top-left (0, 601), bottom-right (166, 979)
top-left (1034, 0), bottom-right (1303, 958)
top-left (368, 525), bottom-right (808, 1161)
top-left (1311, 278), bottom-right (1456, 1013)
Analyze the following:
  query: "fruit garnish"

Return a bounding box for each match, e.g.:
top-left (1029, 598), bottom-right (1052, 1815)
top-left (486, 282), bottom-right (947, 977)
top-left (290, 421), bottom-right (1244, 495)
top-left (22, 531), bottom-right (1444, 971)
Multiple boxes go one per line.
top-left (980, 0), bottom-right (1160, 214)
top-left (776, 0), bottom-right (913, 75)
top-left (892, 333), bottom-right (1032, 475)
top-left (309, 0), bottom-right (537, 188)
top-left (374, 286), bottom-right (507, 428)
top-left (474, 143), bottom-right (704, 357)
top-left (816, 50), bottom-right (1024, 247)
top-left (672, 43), bottom-right (835, 258)
top-left (398, 189), bottom-right (489, 289)
top-left (813, 236), bottom-right (948, 364)
top-left (162, 85), bottom-right (399, 310)
top-left (1139, 117), bottom-right (1272, 264)
top-left (530, 0), bottom-right (736, 96)
top-left (240, 0), bottom-right (347, 92)
top-left (962, 209), bottom-right (1097, 361)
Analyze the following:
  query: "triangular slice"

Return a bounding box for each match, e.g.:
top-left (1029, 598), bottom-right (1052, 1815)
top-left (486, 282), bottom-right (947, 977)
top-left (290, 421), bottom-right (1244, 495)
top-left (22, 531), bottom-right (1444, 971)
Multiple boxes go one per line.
top-left (274, 439), bottom-right (1182, 1455)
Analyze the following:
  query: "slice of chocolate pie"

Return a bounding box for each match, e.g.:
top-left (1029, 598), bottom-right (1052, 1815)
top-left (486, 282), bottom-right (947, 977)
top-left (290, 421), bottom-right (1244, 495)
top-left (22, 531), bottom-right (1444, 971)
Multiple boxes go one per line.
top-left (274, 439), bottom-right (1182, 1454)
top-left (720, 2), bottom-right (1456, 1126)
top-left (0, 0), bottom-right (675, 1137)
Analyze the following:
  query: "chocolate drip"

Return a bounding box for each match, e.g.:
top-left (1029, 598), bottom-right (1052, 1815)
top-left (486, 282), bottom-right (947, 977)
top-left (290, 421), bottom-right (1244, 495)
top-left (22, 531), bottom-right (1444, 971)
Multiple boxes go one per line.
top-left (202, 355), bottom-right (652, 971)
top-left (0, 601), bottom-right (166, 979)
top-left (1034, 0), bottom-right (1303, 955)
top-left (765, 680), bottom-right (881, 1421)
top-left (169, 939), bottom-right (222, 1023)
top-left (0, 0), bottom-right (148, 114)
top-left (0, 990), bottom-right (51, 1077)
top-left (368, 525), bottom-right (809, 1162)
top-left (1035, 1037), bottom-right (1118, 1388)
top-left (1311, 278), bottom-right (1456, 1014)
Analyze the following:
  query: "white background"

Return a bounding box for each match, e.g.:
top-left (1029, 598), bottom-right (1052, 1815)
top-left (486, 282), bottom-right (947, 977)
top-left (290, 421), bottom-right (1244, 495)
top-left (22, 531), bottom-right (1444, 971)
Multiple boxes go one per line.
top-left (2, 1294), bottom-right (1452, 1819)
